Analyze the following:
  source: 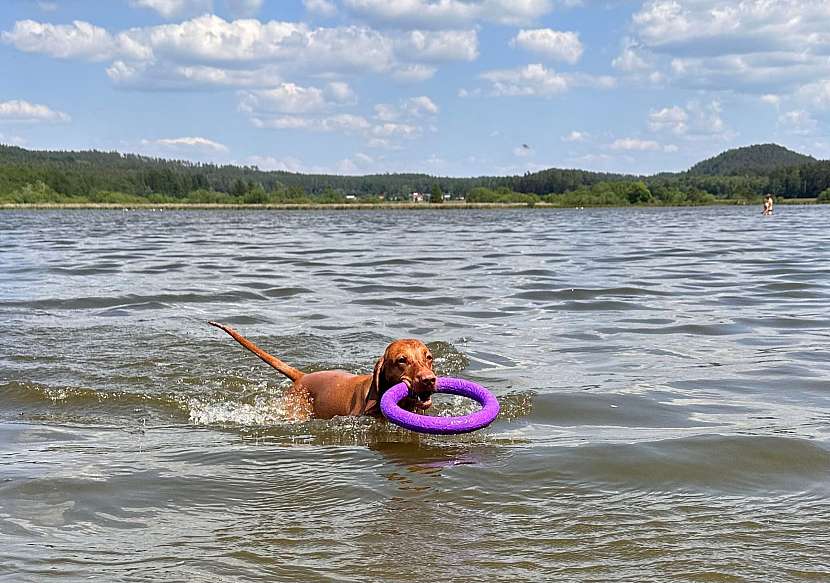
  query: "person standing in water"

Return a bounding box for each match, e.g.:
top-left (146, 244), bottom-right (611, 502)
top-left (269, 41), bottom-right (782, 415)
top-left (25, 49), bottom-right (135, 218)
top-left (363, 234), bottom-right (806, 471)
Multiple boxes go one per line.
top-left (762, 194), bottom-right (774, 215)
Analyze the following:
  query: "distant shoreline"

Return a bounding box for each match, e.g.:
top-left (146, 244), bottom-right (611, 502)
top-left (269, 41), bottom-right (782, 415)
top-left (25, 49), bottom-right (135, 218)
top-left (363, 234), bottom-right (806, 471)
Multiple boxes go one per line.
top-left (0, 199), bottom-right (820, 211)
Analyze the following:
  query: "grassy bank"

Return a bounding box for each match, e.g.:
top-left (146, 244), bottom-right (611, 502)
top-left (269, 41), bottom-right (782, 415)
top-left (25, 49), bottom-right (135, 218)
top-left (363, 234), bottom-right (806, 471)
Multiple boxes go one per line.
top-left (1, 199), bottom-right (823, 211)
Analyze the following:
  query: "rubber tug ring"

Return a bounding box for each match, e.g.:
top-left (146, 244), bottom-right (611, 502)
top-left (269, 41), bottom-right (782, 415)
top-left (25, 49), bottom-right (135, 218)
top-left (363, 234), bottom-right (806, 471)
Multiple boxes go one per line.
top-left (380, 377), bottom-right (500, 435)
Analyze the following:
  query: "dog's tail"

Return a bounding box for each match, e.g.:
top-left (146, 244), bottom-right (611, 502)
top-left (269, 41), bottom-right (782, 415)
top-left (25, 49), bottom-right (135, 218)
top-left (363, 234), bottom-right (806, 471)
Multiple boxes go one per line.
top-left (208, 321), bottom-right (305, 382)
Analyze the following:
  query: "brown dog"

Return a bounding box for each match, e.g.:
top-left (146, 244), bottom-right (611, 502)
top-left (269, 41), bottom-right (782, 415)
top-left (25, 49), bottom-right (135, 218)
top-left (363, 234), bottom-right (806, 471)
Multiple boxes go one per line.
top-left (208, 322), bottom-right (437, 419)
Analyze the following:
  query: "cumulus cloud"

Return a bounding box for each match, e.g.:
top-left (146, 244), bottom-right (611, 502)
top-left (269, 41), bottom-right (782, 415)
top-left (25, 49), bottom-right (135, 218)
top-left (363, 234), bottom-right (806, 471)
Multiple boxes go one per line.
top-left (648, 105), bottom-right (688, 134)
top-left (395, 30), bottom-right (478, 62)
top-left (648, 100), bottom-right (728, 138)
top-left (510, 29), bottom-right (583, 64)
top-left (623, 0), bottom-right (830, 96)
top-left (252, 93), bottom-right (437, 150)
top-left (2, 19), bottom-right (150, 61)
top-left (148, 136), bottom-right (229, 151)
top-left (0, 99), bottom-right (70, 123)
top-left (106, 60), bottom-right (282, 89)
top-left (478, 63), bottom-right (614, 97)
top-left (238, 81), bottom-right (355, 115)
top-left (612, 38), bottom-right (652, 73)
top-left (342, 0), bottom-right (553, 29)
top-left (374, 96), bottom-right (438, 121)
top-left (2, 15), bottom-right (479, 91)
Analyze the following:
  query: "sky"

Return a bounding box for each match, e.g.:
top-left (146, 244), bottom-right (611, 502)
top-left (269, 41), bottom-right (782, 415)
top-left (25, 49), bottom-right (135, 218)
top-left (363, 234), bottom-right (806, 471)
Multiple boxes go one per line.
top-left (1, 0), bottom-right (829, 177)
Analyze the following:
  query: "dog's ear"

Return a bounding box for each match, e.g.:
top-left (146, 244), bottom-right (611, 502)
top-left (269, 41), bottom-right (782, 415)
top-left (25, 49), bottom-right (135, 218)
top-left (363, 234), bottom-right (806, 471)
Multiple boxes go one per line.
top-left (371, 357), bottom-right (386, 394)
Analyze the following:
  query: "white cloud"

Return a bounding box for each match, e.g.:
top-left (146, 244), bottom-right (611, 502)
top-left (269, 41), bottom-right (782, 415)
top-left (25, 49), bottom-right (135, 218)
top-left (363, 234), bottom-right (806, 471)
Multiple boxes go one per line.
top-left (395, 30), bottom-right (478, 62)
top-left (239, 83), bottom-right (327, 114)
top-left (391, 64), bottom-right (437, 83)
top-left (648, 100), bottom-right (728, 138)
top-left (249, 90), bottom-right (437, 150)
top-left (239, 81), bottom-right (356, 115)
top-left (374, 103), bottom-right (399, 122)
top-left (106, 60), bottom-right (282, 89)
top-left (343, 0), bottom-right (553, 29)
top-left (373, 96), bottom-right (438, 121)
top-left (778, 110), bottom-right (818, 135)
top-left (252, 114), bottom-right (372, 133)
top-left (479, 63), bottom-right (613, 97)
top-left (248, 154), bottom-right (304, 172)
top-left (0, 99), bottom-right (70, 123)
top-left (130, 0), bottom-right (212, 19)
top-left (481, 63), bottom-right (569, 96)
top-left (2, 19), bottom-right (150, 61)
top-left (612, 38), bottom-right (652, 73)
top-left (404, 95), bottom-right (439, 116)
top-left (371, 122), bottom-right (422, 139)
top-left (609, 138), bottom-right (661, 151)
top-left (247, 152), bottom-right (375, 175)
top-left (625, 0), bottom-right (830, 95)
top-left (3, 15), bottom-right (478, 91)
top-left (648, 105), bottom-right (688, 134)
top-left (325, 81), bottom-right (356, 104)
top-left (303, 0), bottom-right (338, 17)
top-left (797, 80), bottom-right (830, 110)
top-left (562, 130), bottom-right (588, 142)
top-left (511, 29), bottom-right (583, 64)
top-left (149, 136), bottom-right (229, 152)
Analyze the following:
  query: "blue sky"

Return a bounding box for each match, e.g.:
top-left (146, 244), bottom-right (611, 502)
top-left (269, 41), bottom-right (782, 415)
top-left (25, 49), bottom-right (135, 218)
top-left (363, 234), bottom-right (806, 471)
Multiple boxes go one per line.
top-left (1, 0), bottom-right (829, 176)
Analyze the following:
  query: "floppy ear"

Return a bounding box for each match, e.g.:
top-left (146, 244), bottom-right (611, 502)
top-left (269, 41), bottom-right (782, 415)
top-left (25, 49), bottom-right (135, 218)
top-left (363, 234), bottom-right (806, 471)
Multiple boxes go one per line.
top-left (371, 357), bottom-right (387, 394)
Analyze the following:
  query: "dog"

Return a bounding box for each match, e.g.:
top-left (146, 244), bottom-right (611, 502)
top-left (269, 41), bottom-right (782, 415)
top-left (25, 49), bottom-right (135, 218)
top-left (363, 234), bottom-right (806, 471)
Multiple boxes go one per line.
top-left (208, 322), bottom-right (437, 419)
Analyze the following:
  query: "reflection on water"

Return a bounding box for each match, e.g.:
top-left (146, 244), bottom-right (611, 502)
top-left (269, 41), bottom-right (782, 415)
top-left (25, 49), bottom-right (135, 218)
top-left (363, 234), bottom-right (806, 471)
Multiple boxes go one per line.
top-left (1, 207), bottom-right (830, 581)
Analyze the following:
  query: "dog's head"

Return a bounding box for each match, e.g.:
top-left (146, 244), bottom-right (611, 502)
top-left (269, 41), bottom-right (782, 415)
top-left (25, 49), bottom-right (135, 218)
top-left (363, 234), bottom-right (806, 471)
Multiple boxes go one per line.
top-left (372, 339), bottom-right (437, 410)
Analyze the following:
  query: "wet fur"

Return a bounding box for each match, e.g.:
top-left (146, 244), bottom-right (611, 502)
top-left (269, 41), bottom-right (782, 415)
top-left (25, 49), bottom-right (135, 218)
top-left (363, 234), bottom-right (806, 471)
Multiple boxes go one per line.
top-left (209, 322), bottom-right (436, 420)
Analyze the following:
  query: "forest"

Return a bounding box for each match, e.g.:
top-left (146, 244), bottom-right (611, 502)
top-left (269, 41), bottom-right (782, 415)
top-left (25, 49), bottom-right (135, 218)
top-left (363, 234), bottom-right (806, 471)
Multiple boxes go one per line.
top-left (1, 142), bottom-right (829, 206)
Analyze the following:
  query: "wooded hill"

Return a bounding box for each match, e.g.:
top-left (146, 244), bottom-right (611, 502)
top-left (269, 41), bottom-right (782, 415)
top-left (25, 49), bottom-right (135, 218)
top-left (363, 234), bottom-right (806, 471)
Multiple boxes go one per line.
top-left (1, 142), bottom-right (829, 205)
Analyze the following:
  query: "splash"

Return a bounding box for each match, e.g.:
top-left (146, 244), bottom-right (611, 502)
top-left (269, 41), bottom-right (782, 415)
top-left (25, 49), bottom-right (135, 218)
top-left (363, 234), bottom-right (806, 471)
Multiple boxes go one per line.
top-left (187, 388), bottom-right (313, 427)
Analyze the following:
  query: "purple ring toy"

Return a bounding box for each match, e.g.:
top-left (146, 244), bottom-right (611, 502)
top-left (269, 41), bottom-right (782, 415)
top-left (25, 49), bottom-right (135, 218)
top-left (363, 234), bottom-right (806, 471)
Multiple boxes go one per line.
top-left (380, 377), bottom-right (500, 435)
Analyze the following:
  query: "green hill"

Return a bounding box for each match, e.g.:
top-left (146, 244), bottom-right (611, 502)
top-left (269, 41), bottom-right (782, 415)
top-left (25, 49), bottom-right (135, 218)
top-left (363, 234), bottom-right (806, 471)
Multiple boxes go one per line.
top-left (688, 144), bottom-right (816, 176)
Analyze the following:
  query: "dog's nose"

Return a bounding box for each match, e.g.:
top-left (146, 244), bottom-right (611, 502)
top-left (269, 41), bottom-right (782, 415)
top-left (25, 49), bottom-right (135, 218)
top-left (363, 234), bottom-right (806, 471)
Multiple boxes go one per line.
top-left (418, 373), bottom-right (437, 391)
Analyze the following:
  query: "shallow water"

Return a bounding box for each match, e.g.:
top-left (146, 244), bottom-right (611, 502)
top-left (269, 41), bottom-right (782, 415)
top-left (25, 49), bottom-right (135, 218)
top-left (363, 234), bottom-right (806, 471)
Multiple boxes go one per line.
top-left (1, 206), bottom-right (829, 582)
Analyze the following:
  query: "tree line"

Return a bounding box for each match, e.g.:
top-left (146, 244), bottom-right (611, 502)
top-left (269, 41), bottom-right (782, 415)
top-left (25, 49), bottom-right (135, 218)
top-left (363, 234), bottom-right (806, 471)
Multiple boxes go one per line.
top-left (1, 144), bottom-right (829, 206)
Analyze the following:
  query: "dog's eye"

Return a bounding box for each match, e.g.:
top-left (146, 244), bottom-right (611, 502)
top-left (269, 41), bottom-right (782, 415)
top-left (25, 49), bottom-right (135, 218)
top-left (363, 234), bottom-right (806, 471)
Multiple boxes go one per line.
top-left (426, 354), bottom-right (433, 361)
top-left (396, 356), bottom-right (408, 365)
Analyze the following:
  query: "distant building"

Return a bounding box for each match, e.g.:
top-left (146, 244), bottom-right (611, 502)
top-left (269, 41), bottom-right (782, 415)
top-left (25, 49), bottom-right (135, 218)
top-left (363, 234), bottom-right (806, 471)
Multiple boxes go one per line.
top-left (411, 192), bottom-right (425, 202)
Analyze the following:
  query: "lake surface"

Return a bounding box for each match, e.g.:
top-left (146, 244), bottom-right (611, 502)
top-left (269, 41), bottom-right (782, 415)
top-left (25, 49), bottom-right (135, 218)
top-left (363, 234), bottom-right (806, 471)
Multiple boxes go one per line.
top-left (1, 206), bottom-right (829, 582)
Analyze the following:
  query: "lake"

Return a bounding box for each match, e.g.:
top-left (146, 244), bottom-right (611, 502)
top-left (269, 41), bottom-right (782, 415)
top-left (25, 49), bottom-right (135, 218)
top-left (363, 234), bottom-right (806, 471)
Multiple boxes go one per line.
top-left (1, 206), bottom-right (829, 581)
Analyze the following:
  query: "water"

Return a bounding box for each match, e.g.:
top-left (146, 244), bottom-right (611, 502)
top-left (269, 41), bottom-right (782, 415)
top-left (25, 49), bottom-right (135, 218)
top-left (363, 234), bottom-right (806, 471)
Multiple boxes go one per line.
top-left (1, 206), bottom-right (829, 582)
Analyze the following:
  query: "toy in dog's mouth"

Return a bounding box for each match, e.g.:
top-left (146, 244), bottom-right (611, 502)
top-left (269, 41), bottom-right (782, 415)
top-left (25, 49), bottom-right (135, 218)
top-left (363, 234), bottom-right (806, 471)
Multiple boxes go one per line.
top-left (411, 390), bottom-right (433, 409)
top-left (401, 378), bottom-right (434, 410)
